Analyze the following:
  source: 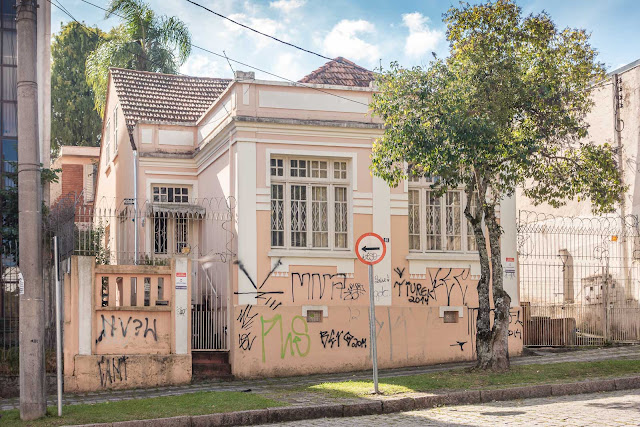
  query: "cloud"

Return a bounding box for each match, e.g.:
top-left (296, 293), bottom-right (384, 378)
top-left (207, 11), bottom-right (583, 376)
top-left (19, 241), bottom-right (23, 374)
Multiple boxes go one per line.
top-left (322, 20), bottom-right (380, 64)
top-left (402, 12), bottom-right (444, 59)
top-left (272, 52), bottom-right (307, 81)
top-left (223, 13), bottom-right (284, 48)
top-left (269, 0), bottom-right (306, 13)
top-left (181, 54), bottom-right (226, 78)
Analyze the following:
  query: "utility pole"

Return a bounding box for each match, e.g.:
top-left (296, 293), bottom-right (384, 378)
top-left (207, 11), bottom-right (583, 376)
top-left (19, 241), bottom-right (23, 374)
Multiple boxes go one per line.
top-left (17, 0), bottom-right (46, 420)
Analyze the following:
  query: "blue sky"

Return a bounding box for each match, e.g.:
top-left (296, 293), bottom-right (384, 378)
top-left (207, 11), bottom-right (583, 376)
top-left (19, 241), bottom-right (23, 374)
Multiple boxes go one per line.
top-left (51, 0), bottom-right (640, 81)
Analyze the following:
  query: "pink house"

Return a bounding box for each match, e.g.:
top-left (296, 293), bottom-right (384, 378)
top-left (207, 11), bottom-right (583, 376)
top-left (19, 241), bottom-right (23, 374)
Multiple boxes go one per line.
top-left (91, 58), bottom-right (522, 381)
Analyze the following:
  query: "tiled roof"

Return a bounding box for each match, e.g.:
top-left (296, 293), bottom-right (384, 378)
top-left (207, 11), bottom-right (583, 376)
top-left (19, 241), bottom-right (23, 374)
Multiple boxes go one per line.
top-left (298, 57), bottom-right (374, 87)
top-left (110, 68), bottom-right (231, 133)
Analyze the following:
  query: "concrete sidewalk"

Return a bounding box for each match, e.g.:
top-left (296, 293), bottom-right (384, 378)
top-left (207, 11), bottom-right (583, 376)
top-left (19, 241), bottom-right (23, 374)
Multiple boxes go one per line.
top-left (1, 345), bottom-right (639, 411)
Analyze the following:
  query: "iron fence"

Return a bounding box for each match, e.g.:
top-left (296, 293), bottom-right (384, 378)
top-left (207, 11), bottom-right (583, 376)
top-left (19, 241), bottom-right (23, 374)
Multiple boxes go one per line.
top-left (518, 210), bottom-right (640, 346)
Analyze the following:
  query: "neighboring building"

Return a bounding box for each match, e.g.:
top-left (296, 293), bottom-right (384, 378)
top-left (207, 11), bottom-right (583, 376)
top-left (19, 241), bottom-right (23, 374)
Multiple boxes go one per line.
top-left (49, 145), bottom-right (99, 209)
top-left (82, 58), bottom-right (521, 384)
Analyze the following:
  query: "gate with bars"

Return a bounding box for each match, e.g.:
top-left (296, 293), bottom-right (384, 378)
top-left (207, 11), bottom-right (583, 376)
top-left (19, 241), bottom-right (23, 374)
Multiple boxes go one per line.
top-left (518, 210), bottom-right (640, 346)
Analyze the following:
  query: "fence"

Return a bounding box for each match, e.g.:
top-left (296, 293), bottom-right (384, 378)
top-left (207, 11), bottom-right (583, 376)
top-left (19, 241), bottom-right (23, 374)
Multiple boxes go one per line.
top-left (518, 210), bottom-right (640, 346)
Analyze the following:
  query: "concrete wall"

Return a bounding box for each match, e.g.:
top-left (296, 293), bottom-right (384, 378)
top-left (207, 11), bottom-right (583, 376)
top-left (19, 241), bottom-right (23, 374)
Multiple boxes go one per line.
top-left (63, 257), bottom-right (192, 392)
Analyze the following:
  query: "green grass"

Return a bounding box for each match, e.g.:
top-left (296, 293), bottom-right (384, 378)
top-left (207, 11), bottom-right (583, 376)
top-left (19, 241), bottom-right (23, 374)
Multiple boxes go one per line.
top-left (308, 359), bottom-right (640, 397)
top-left (0, 391), bottom-right (285, 427)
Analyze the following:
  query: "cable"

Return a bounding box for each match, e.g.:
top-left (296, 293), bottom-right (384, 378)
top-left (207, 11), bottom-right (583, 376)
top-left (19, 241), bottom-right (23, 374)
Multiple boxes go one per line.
top-left (56, 0), bottom-right (371, 107)
top-left (184, 0), bottom-right (336, 64)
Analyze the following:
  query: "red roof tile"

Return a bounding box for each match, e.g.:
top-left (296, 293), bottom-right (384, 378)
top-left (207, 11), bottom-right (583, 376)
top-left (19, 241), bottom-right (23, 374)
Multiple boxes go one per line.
top-left (299, 57), bottom-right (375, 87)
top-left (110, 68), bottom-right (231, 133)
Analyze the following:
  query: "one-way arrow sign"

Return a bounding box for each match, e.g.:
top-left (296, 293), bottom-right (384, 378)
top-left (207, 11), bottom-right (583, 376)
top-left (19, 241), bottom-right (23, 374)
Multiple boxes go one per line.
top-left (355, 233), bottom-right (386, 266)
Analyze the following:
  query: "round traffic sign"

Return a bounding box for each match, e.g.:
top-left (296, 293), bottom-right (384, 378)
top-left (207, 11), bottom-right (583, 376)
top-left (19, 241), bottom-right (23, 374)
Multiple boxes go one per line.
top-left (355, 232), bottom-right (386, 265)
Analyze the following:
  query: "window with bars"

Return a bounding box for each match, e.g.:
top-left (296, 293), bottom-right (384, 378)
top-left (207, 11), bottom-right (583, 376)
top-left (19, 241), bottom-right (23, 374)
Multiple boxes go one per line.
top-left (152, 186), bottom-right (189, 203)
top-left (408, 177), bottom-right (477, 253)
top-left (270, 157), bottom-right (350, 250)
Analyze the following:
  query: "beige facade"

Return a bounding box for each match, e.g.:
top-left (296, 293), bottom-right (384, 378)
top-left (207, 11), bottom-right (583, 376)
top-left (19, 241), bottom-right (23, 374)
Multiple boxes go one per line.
top-left (87, 62), bottom-right (522, 384)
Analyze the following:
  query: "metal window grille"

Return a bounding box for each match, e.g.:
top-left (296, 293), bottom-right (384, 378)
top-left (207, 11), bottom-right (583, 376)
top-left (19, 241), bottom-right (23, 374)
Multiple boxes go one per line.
top-left (444, 311), bottom-right (459, 323)
top-left (271, 184), bottom-right (284, 246)
top-left (176, 215), bottom-right (188, 254)
top-left (408, 189), bottom-right (420, 250)
top-left (290, 184), bottom-right (307, 247)
top-left (334, 186), bottom-right (348, 248)
top-left (154, 213), bottom-right (168, 254)
top-left (426, 190), bottom-right (442, 250)
top-left (311, 186), bottom-right (328, 247)
top-left (446, 191), bottom-right (462, 250)
top-left (306, 310), bottom-right (323, 323)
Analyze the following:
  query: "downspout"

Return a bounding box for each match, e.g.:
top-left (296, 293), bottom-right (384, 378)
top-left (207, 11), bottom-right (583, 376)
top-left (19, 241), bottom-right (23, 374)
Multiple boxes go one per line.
top-left (133, 149), bottom-right (139, 265)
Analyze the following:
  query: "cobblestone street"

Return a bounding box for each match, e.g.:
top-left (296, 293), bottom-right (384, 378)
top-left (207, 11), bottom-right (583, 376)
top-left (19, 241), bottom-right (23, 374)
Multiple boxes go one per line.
top-left (256, 389), bottom-right (640, 426)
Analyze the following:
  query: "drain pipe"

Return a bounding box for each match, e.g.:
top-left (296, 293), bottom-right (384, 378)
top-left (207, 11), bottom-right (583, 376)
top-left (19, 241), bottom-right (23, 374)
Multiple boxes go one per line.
top-left (133, 149), bottom-right (139, 264)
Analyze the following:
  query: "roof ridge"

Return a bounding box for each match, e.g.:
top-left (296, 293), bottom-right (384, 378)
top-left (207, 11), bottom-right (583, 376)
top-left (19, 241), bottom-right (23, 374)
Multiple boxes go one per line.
top-left (109, 67), bottom-right (231, 82)
top-left (298, 57), bottom-right (375, 87)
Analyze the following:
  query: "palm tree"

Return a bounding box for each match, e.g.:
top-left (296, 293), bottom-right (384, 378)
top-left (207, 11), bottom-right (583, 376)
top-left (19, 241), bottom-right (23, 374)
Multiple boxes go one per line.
top-left (86, 0), bottom-right (192, 115)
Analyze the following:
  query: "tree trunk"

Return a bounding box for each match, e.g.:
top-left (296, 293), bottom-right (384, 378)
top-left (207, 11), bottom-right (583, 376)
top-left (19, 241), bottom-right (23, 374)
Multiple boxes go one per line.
top-left (484, 204), bottom-right (511, 371)
top-left (464, 185), bottom-right (492, 370)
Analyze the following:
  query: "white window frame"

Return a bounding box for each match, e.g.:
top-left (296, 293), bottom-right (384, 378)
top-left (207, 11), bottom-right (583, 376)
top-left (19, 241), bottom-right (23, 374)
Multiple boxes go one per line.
top-left (408, 176), bottom-right (478, 254)
top-left (152, 185), bottom-right (190, 203)
top-left (270, 155), bottom-right (351, 251)
top-left (150, 185), bottom-right (192, 255)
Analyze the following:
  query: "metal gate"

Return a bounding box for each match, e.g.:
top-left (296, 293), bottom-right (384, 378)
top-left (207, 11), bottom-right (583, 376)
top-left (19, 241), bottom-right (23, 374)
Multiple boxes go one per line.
top-left (518, 211), bottom-right (640, 346)
top-left (191, 198), bottom-right (235, 351)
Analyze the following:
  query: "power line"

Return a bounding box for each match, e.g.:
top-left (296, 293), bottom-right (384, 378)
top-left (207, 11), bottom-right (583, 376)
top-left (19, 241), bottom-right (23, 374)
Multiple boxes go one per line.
top-left (59, 0), bottom-right (371, 107)
top-left (184, 0), bottom-right (336, 63)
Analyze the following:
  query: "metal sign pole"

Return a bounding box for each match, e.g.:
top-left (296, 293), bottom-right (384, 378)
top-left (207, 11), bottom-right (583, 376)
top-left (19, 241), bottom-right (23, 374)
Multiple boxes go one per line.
top-left (53, 236), bottom-right (62, 416)
top-left (368, 263), bottom-right (379, 394)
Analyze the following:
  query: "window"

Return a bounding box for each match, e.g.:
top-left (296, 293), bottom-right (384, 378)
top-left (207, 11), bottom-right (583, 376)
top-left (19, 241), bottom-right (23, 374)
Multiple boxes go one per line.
top-left (154, 212), bottom-right (168, 254)
top-left (83, 164), bottom-right (95, 203)
top-left (270, 156), bottom-right (350, 250)
top-left (408, 177), bottom-right (477, 253)
top-left (113, 105), bottom-right (118, 153)
top-left (152, 186), bottom-right (189, 203)
top-left (176, 215), bottom-right (188, 253)
top-left (104, 120), bottom-right (110, 164)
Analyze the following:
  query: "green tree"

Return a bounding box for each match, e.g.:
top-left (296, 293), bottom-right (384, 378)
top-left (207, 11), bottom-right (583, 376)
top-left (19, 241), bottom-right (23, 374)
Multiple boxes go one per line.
top-left (370, 0), bottom-right (624, 371)
top-left (51, 21), bottom-right (106, 156)
top-left (85, 0), bottom-right (192, 115)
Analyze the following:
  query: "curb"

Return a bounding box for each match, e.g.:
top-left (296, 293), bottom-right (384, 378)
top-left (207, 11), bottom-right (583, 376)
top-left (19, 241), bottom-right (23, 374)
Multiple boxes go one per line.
top-left (78, 376), bottom-right (640, 427)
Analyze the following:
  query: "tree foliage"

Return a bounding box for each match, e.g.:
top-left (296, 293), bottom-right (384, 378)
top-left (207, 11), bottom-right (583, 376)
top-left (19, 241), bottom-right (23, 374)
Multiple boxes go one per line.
top-left (370, 0), bottom-right (624, 370)
top-left (51, 21), bottom-right (106, 156)
top-left (85, 0), bottom-right (192, 115)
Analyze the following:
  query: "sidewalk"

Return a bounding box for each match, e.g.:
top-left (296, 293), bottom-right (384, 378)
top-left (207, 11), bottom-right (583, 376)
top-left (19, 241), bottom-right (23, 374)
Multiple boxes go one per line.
top-left (1, 345), bottom-right (639, 411)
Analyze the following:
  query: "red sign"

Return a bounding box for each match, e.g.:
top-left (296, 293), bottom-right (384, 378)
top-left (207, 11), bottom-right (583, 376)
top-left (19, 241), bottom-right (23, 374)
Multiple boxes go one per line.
top-left (506, 258), bottom-right (514, 263)
top-left (355, 232), bottom-right (387, 266)
top-left (176, 272), bottom-right (187, 277)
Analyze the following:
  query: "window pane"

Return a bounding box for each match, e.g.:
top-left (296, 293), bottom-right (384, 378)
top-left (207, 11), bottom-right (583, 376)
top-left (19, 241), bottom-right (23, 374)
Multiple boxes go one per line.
top-left (270, 184), bottom-right (284, 247)
top-left (2, 138), bottom-right (16, 187)
top-left (425, 191), bottom-right (442, 250)
top-left (290, 185), bottom-right (307, 247)
top-left (2, 31), bottom-right (15, 64)
top-left (2, 0), bottom-right (16, 29)
top-left (270, 158), bottom-right (284, 177)
top-left (311, 186), bottom-right (328, 247)
top-left (2, 101), bottom-right (15, 136)
top-left (334, 187), bottom-right (348, 248)
top-left (2, 66), bottom-right (15, 100)
top-left (408, 189), bottom-right (420, 250)
top-left (290, 159), bottom-right (307, 178)
top-left (446, 191), bottom-right (462, 250)
top-left (334, 161), bottom-right (347, 179)
top-left (311, 161), bottom-right (327, 178)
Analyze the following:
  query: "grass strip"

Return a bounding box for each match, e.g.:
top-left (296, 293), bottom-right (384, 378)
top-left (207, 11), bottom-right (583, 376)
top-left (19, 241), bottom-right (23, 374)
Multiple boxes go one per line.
top-left (307, 359), bottom-right (640, 397)
top-left (0, 391), bottom-right (285, 427)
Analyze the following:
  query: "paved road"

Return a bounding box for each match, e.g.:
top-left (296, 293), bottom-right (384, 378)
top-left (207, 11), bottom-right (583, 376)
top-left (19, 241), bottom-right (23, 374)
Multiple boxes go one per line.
top-left (1, 345), bottom-right (639, 410)
top-left (257, 389), bottom-right (640, 426)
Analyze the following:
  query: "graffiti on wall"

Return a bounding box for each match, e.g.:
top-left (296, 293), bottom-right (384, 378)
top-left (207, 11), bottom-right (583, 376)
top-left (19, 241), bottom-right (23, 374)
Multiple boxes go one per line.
top-left (237, 305), bottom-right (257, 351)
top-left (260, 314), bottom-right (310, 362)
top-left (509, 309), bottom-right (524, 340)
top-left (393, 267), bottom-right (469, 306)
top-left (290, 272), bottom-right (366, 302)
top-left (234, 259), bottom-right (284, 310)
top-left (97, 355), bottom-right (128, 387)
top-left (319, 329), bottom-right (367, 349)
top-left (96, 314), bottom-right (158, 344)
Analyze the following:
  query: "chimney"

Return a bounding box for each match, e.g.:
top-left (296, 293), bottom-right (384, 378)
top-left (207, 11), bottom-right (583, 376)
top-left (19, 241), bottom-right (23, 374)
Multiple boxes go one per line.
top-left (234, 70), bottom-right (255, 81)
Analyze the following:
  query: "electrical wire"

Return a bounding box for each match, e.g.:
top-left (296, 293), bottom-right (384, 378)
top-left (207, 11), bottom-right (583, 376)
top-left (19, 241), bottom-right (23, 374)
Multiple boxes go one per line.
top-left (55, 0), bottom-right (371, 107)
